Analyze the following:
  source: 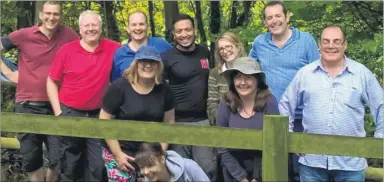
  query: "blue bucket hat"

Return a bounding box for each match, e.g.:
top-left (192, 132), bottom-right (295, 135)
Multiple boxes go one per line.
top-left (134, 45), bottom-right (162, 62)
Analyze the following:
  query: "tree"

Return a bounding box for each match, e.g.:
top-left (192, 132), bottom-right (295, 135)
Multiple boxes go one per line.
top-left (209, 1), bottom-right (221, 68)
top-left (148, 1), bottom-right (156, 36)
top-left (101, 1), bottom-right (120, 41)
top-left (195, 1), bottom-right (207, 46)
top-left (16, 1), bottom-right (35, 29)
top-left (163, 1), bottom-right (179, 43)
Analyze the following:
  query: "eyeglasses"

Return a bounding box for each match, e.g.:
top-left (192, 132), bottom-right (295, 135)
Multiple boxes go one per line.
top-left (320, 39), bottom-right (345, 47)
top-left (42, 11), bottom-right (61, 18)
top-left (218, 45), bottom-right (234, 53)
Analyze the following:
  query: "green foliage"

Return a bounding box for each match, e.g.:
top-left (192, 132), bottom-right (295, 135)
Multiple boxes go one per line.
top-left (348, 33), bottom-right (383, 85)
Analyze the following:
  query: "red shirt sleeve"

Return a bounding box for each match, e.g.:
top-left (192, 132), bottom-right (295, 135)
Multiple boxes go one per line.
top-left (8, 28), bottom-right (26, 47)
top-left (63, 26), bottom-right (79, 42)
top-left (49, 46), bottom-right (66, 81)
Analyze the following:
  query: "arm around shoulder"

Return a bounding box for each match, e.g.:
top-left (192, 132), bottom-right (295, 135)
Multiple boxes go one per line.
top-left (207, 69), bottom-right (220, 125)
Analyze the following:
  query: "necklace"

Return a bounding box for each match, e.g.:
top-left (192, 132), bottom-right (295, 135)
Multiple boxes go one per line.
top-left (243, 108), bottom-right (255, 117)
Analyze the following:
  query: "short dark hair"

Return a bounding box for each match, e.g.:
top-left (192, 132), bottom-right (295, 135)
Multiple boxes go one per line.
top-left (172, 14), bottom-right (195, 28)
top-left (135, 143), bottom-right (165, 168)
top-left (41, 1), bottom-right (62, 13)
top-left (262, 1), bottom-right (287, 20)
top-left (321, 25), bottom-right (347, 40)
top-left (128, 11), bottom-right (148, 25)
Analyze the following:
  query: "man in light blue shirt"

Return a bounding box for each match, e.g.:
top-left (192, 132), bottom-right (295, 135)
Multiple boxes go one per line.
top-left (248, 2), bottom-right (320, 180)
top-left (111, 11), bottom-right (172, 81)
top-left (279, 25), bottom-right (383, 181)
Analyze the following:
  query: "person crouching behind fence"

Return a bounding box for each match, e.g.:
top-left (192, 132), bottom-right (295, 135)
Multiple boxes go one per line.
top-left (216, 57), bottom-right (279, 182)
top-left (134, 142), bottom-right (210, 182)
top-left (99, 45), bottom-right (175, 182)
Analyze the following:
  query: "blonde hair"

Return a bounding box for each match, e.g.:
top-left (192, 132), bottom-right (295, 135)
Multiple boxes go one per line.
top-left (123, 60), bottom-right (164, 85)
top-left (214, 32), bottom-right (247, 74)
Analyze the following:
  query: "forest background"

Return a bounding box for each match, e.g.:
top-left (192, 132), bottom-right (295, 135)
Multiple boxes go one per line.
top-left (0, 0), bottom-right (383, 181)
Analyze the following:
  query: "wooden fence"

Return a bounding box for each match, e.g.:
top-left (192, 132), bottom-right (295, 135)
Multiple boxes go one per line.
top-left (1, 112), bottom-right (383, 181)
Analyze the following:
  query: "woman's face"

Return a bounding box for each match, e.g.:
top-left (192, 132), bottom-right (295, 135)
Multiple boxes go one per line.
top-left (218, 39), bottom-right (239, 63)
top-left (137, 59), bottom-right (159, 80)
top-left (234, 72), bottom-right (258, 97)
top-left (139, 157), bottom-right (166, 181)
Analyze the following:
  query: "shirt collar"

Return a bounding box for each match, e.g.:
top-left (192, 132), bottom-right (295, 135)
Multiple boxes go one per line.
top-left (32, 23), bottom-right (63, 34)
top-left (221, 63), bottom-right (228, 72)
top-left (313, 56), bottom-right (355, 74)
top-left (77, 38), bottom-right (105, 54)
top-left (265, 27), bottom-right (300, 42)
top-left (32, 25), bottom-right (40, 33)
top-left (125, 37), bottom-right (154, 53)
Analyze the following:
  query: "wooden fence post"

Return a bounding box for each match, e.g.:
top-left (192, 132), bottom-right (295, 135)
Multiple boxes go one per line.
top-left (262, 115), bottom-right (289, 181)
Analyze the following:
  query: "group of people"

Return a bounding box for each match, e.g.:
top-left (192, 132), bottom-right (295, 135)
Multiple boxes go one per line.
top-left (0, 1), bottom-right (382, 182)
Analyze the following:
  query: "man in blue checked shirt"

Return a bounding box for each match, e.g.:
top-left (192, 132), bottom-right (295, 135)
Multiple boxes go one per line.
top-left (248, 1), bottom-right (320, 181)
top-left (279, 25), bottom-right (383, 181)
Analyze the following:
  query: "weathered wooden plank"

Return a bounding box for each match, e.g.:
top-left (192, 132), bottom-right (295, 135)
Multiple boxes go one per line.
top-left (2, 135), bottom-right (382, 181)
top-left (1, 112), bottom-right (263, 150)
top-left (1, 112), bottom-right (382, 159)
top-left (262, 115), bottom-right (289, 181)
top-left (289, 132), bottom-right (383, 159)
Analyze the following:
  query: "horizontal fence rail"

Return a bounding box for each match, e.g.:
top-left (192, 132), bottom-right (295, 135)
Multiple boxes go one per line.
top-left (1, 112), bottom-right (383, 181)
top-left (2, 112), bottom-right (382, 158)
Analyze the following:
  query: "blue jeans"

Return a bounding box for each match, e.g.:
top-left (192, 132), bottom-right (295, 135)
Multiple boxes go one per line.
top-left (299, 163), bottom-right (365, 182)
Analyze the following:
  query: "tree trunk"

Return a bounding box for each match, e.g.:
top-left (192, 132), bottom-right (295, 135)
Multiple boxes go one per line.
top-left (195, 1), bottom-right (207, 46)
top-left (237, 1), bottom-right (252, 26)
top-left (209, 1), bottom-right (220, 68)
top-left (148, 1), bottom-right (156, 36)
top-left (17, 1), bottom-right (35, 29)
top-left (163, 1), bottom-right (179, 43)
top-left (101, 1), bottom-right (120, 42)
top-left (229, 1), bottom-right (238, 29)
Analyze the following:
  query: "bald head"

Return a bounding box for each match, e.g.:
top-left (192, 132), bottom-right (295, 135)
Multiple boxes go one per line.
top-left (128, 11), bottom-right (148, 25)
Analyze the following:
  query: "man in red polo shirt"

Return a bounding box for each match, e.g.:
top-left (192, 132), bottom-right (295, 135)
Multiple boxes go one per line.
top-left (0, 1), bottom-right (78, 181)
top-left (47, 10), bottom-right (121, 182)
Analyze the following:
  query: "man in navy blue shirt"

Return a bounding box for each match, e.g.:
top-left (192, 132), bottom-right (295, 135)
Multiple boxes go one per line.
top-left (248, 1), bottom-right (320, 181)
top-left (111, 11), bottom-right (172, 81)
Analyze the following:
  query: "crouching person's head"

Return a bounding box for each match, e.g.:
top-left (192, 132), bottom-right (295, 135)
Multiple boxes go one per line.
top-left (135, 143), bottom-right (210, 182)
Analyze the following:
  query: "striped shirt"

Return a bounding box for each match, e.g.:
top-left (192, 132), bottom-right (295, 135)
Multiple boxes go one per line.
top-left (207, 65), bottom-right (228, 125)
top-left (279, 57), bottom-right (383, 171)
top-left (249, 27), bottom-right (320, 118)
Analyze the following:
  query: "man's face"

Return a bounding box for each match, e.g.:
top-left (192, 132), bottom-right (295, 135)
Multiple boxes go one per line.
top-left (127, 13), bottom-right (148, 42)
top-left (319, 27), bottom-right (347, 64)
top-left (173, 19), bottom-right (195, 49)
top-left (79, 14), bottom-right (102, 44)
top-left (263, 4), bottom-right (290, 36)
top-left (39, 4), bottom-right (62, 31)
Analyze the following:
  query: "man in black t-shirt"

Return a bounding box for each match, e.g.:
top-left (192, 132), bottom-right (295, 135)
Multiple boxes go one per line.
top-left (161, 14), bottom-right (217, 181)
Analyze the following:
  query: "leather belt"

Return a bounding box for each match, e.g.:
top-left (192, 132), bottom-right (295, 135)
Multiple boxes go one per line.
top-left (20, 101), bottom-right (49, 106)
